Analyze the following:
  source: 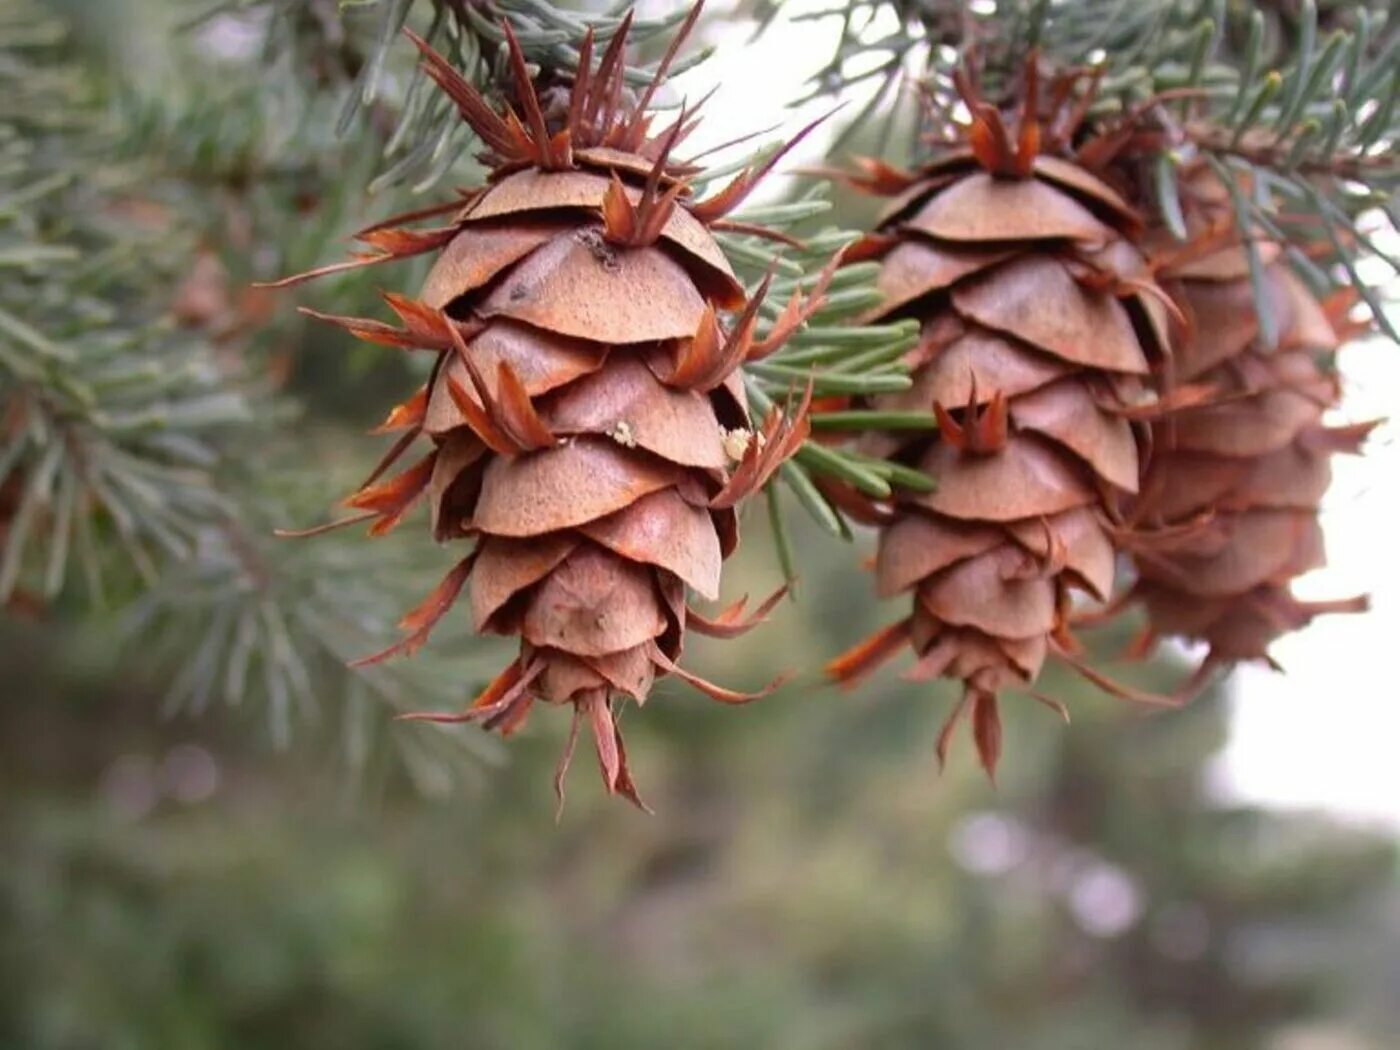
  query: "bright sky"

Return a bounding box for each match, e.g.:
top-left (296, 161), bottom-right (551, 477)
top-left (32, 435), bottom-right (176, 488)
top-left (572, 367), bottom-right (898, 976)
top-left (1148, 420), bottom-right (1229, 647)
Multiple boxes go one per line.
top-left (677, 0), bottom-right (1400, 830)
top-left (1215, 321), bottom-right (1400, 829)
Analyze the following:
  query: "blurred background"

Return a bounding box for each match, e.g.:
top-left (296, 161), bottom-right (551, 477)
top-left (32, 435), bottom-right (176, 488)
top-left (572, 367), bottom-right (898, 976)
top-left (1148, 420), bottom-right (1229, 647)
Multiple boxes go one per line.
top-left (3, 1), bottom-right (1398, 1048)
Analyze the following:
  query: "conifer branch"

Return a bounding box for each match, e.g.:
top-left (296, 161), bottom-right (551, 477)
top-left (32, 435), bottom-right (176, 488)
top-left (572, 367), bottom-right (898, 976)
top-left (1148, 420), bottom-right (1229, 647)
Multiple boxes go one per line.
top-left (3, 0), bottom-right (498, 786)
top-left (0, 2), bottom-right (247, 608)
top-left (713, 177), bottom-right (924, 565)
top-left (762, 0), bottom-right (1398, 339)
top-left (123, 495), bottom-right (505, 789)
top-left (188, 0), bottom-right (714, 190)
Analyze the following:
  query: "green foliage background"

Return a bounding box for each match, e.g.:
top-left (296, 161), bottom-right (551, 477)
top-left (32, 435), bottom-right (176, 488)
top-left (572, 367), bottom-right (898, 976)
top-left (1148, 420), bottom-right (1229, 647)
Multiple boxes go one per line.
top-left (6, 520), bottom-right (1400, 1049)
top-left (2, 1), bottom-right (1398, 1047)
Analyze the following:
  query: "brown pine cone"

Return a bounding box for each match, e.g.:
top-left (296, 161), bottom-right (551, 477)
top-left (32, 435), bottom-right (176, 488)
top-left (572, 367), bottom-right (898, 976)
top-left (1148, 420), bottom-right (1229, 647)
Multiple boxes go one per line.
top-left (1126, 168), bottom-right (1372, 668)
top-left (272, 14), bottom-right (827, 808)
top-left (826, 69), bottom-right (1174, 777)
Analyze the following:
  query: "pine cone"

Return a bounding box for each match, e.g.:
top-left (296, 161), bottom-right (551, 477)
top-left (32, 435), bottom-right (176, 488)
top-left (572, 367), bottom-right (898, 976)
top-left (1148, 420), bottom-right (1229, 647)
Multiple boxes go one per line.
top-left (1126, 169), bottom-right (1372, 667)
top-left (826, 73), bottom-right (1173, 777)
top-left (272, 15), bottom-right (824, 808)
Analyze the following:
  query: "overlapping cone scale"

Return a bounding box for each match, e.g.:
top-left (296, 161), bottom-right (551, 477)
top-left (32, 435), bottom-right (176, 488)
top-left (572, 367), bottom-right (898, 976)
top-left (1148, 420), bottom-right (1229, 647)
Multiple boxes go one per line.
top-left (829, 144), bottom-right (1168, 779)
top-left (279, 16), bottom-right (819, 810)
top-left (1127, 167), bottom-right (1371, 667)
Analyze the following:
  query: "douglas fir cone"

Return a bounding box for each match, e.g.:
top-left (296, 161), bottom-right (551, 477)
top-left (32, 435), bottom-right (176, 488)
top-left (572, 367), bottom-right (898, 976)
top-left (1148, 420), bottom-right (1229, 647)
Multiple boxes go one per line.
top-left (827, 66), bottom-right (1179, 778)
top-left (1122, 165), bottom-right (1372, 670)
top-left (272, 11), bottom-right (826, 809)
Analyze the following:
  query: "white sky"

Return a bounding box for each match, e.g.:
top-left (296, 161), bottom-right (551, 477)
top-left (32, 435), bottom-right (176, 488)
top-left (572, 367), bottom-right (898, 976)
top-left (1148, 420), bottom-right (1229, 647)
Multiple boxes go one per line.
top-left (678, 0), bottom-right (1400, 830)
top-left (1213, 324), bottom-right (1400, 829)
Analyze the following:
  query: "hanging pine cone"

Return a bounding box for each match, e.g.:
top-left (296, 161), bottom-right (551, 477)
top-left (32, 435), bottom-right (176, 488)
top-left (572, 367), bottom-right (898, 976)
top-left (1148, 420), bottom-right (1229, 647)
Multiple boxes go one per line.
top-left (825, 66), bottom-right (1177, 778)
top-left (1123, 167), bottom-right (1373, 668)
top-left (270, 11), bottom-right (826, 808)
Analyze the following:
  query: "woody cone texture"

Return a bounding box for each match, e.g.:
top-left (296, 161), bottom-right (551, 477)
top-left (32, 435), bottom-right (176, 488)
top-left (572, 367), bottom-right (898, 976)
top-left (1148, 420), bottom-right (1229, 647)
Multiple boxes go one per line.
top-left (827, 68), bottom-right (1175, 778)
top-left (272, 8), bottom-right (824, 809)
top-left (1126, 167), bottom-right (1372, 669)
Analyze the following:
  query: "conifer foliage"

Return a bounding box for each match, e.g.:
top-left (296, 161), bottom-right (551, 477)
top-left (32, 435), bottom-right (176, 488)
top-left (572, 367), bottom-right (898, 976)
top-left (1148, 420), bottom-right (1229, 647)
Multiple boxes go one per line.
top-left (6, 0), bottom-right (1399, 805)
top-left (1, 0), bottom-right (244, 612)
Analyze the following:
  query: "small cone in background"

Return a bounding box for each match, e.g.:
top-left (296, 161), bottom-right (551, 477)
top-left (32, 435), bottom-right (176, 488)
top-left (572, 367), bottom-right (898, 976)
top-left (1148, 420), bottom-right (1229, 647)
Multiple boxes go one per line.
top-left (1125, 165), bottom-right (1372, 668)
top-left (827, 65), bottom-right (1173, 778)
top-left (274, 8), bottom-right (825, 808)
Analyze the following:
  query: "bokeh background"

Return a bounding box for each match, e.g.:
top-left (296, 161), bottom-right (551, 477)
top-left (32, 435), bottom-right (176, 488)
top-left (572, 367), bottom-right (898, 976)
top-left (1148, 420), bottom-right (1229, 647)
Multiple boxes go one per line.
top-left (4, 2), bottom-right (1398, 1048)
